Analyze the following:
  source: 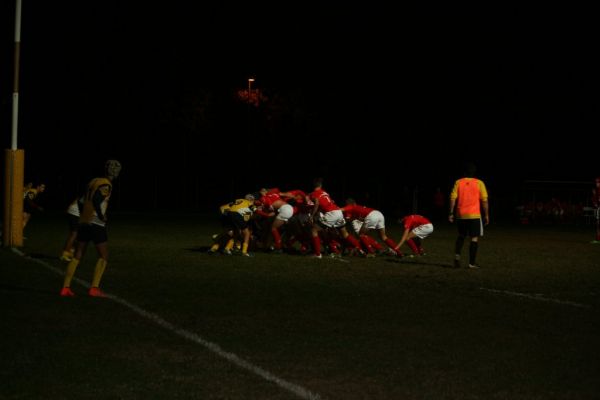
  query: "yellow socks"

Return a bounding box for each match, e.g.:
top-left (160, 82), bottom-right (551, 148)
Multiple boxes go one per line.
top-left (91, 258), bottom-right (107, 288)
top-left (62, 259), bottom-right (80, 288)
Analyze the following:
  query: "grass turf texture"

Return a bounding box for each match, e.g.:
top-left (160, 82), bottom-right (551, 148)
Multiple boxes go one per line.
top-left (2, 213), bottom-right (599, 399)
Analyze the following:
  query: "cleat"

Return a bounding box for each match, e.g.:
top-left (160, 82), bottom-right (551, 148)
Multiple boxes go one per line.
top-left (350, 248), bottom-right (366, 257)
top-left (366, 253), bottom-right (376, 258)
top-left (328, 252), bottom-right (341, 258)
top-left (88, 287), bottom-right (107, 297)
top-left (468, 264), bottom-right (481, 269)
top-left (241, 252), bottom-right (254, 257)
top-left (59, 254), bottom-right (73, 262)
top-left (222, 249), bottom-right (232, 256)
top-left (207, 249), bottom-right (218, 255)
top-left (309, 254), bottom-right (322, 259)
top-left (60, 287), bottom-right (75, 297)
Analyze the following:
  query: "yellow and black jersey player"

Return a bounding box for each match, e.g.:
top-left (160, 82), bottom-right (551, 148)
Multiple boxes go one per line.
top-left (60, 160), bottom-right (122, 297)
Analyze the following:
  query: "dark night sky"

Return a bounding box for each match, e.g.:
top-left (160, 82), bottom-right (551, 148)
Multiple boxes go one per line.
top-left (1, 3), bottom-right (598, 212)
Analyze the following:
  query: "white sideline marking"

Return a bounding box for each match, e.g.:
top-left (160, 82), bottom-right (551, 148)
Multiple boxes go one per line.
top-left (480, 287), bottom-right (591, 309)
top-left (11, 248), bottom-right (322, 400)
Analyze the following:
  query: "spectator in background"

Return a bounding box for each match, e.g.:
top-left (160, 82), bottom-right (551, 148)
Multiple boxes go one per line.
top-left (23, 182), bottom-right (46, 229)
top-left (448, 163), bottom-right (489, 269)
top-left (432, 187), bottom-right (445, 222)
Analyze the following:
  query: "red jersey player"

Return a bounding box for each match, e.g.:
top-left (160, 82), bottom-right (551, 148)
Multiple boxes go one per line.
top-left (307, 178), bottom-right (363, 258)
top-left (394, 214), bottom-right (434, 256)
top-left (341, 198), bottom-right (400, 256)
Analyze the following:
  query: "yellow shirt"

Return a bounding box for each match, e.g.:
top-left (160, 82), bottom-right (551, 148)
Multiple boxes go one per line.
top-left (219, 199), bottom-right (255, 221)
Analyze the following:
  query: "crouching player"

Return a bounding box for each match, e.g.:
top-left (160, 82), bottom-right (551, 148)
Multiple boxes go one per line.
top-left (209, 194), bottom-right (256, 257)
top-left (394, 214), bottom-right (433, 257)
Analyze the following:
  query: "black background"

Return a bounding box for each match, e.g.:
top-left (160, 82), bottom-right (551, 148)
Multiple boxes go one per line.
top-left (1, 3), bottom-right (598, 215)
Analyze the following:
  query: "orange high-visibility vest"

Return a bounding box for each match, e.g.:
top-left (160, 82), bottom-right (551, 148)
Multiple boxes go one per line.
top-left (450, 178), bottom-right (488, 219)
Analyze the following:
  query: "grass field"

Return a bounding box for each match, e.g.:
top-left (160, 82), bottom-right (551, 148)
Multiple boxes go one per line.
top-left (2, 213), bottom-right (599, 399)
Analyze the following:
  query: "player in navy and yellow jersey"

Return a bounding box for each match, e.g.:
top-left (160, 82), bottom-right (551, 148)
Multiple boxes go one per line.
top-left (449, 162), bottom-right (489, 269)
top-left (60, 160), bottom-right (122, 297)
top-left (23, 183), bottom-right (46, 229)
top-left (209, 194), bottom-right (256, 256)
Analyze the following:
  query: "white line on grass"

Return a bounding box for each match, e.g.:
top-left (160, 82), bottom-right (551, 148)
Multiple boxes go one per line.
top-left (480, 287), bottom-right (591, 309)
top-left (11, 248), bottom-right (323, 400)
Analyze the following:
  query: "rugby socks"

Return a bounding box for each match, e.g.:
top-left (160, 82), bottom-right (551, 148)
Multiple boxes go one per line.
top-left (271, 228), bottom-right (282, 249)
top-left (469, 241), bottom-right (478, 266)
top-left (311, 236), bottom-right (321, 256)
top-left (345, 235), bottom-right (362, 250)
top-left (454, 236), bottom-right (465, 258)
top-left (91, 258), bottom-right (107, 288)
top-left (62, 258), bottom-right (80, 288)
top-left (359, 235), bottom-right (374, 253)
top-left (384, 238), bottom-right (397, 251)
top-left (406, 239), bottom-right (419, 255)
top-left (328, 239), bottom-right (341, 254)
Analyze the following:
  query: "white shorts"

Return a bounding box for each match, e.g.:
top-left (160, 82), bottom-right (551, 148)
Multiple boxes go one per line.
top-left (275, 204), bottom-right (294, 222)
top-left (318, 209), bottom-right (346, 228)
top-left (67, 202), bottom-right (80, 217)
top-left (364, 210), bottom-right (385, 230)
top-left (412, 223), bottom-right (434, 239)
top-left (351, 219), bottom-right (363, 234)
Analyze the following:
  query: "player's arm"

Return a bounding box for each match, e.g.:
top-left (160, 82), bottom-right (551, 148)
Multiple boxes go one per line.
top-left (448, 198), bottom-right (456, 222)
top-left (481, 199), bottom-right (490, 225)
top-left (448, 182), bottom-right (458, 222)
top-left (479, 180), bottom-right (490, 225)
top-left (93, 185), bottom-right (110, 221)
top-left (394, 227), bottom-right (411, 251)
top-left (310, 198), bottom-right (319, 221)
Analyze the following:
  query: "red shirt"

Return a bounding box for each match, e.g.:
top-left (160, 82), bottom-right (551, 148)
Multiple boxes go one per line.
top-left (341, 204), bottom-right (374, 220)
top-left (283, 189), bottom-right (307, 214)
top-left (283, 190), bottom-right (306, 205)
top-left (401, 215), bottom-right (431, 230)
top-left (259, 192), bottom-right (282, 208)
top-left (309, 188), bottom-right (339, 212)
